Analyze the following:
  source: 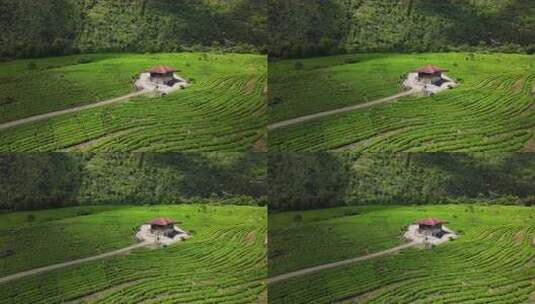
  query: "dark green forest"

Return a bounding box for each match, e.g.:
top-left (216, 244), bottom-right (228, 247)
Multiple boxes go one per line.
top-left (0, 153), bottom-right (267, 210)
top-left (269, 0), bottom-right (535, 58)
top-left (269, 153), bottom-right (535, 210)
top-left (0, 0), bottom-right (267, 59)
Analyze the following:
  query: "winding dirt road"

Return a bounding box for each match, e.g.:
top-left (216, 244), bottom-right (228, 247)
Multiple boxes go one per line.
top-left (267, 242), bottom-right (418, 284)
top-left (0, 241), bottom-right (151, 285)
top-left (268, 89), bottom-right (418, 131)
top-left (0, 90), bottom-right (148, 131)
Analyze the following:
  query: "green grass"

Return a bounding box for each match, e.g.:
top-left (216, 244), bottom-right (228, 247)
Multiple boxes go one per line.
top-left (269, 53), bottom-right (535, 152)
top-left (268, 204), bottom-right (535, 304)
top-left (0, 204), bottom-right (267, 303)
top-left (0, 52), bottom-right (266, 152)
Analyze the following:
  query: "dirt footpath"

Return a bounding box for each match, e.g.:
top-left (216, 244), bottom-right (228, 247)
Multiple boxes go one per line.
top-left (267, 242), bottom-right (418, 284)
top-left (0, 241), bottom-right (150, 285)
top-left (268, 90), bottom-right (418, 131)
top-left (0, 90), bottom-right (148, 131)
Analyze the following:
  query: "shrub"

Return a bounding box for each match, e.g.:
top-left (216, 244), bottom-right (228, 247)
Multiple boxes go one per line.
top-left (0, 249), bottom-right (14, 258)
top-left (77, 57), bottom-right (92, 64)
top-left (520, 196), bottom-right (535, 206)
top-left (343, 209), bottom-right (360, 216)
top-left (270, 97), bottom-right (284, 106)
top-left (0, 96), bottom-right (15, 105)
top-left (344, 58), bottom-right (359, 64)
top-left (76, 210), bottom-right (92, 216)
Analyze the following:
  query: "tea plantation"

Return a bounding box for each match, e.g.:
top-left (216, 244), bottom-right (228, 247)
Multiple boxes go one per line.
top-left (268, 205), bottom-right (535, 304)
top-left (269, 53), bottom-right (535, 152)
top-left (0, 53), bottom-right (266, 152)
top-left (0, 204), bottom-right (267, 303)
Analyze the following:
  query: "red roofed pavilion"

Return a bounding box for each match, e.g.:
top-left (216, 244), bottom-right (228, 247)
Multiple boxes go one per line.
top-left (415, 218), bottom-right (448, 236)
top-left (148, 65), bottom-right (177, 75)
top-left (147, 65), bottom-right (177, 86)
top-left (415, 218), bottom-right (448, 226)
top-left (414, 65), bottom-right (449, 83)
top-left (149, 217), bottom-right (177, 226)
top-left (148, 218), bottom-right (179, 234)
top-left (414, 65), bottom-right (448, 74)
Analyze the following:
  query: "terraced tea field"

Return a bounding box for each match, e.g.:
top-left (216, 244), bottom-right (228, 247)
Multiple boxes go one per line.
top-left (0, 53), bottom-right (266, 152)
top-left (0, 204), bottom-right (267, 303)
top-left (269, 53), bottom-right (535, 152)
top-left (268, 205), bottom-right (535, 304)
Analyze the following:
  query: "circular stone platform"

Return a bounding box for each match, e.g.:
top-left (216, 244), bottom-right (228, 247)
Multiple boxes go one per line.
top-left (136, 224), bottom-right (191, 246)
top-left (404, 224), bottom-right (458, 247)
top-left (403, 72), bottom-right (458, 95)
top-left (134, 73), bottom-right (190, 95)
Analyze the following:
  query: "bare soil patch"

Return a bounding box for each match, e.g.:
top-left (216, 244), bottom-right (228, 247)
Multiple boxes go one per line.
top-left (513, 231), bottom-right (525, 244)
top-left (334, 127), bottom-right (410, 151)
top-left (60, 128), bottom-right (143, 152)
top-left (65, 279), bottom-right (146, 304)
top-left (252, 135), bottom-right (267, 152)
top-left (512, 78), bottom-right (525, 93)
top-left (521, 131), bottom-right (535, 152)
top-left (336, 281), bottom-right (406, 303)
top-left (244, 78), bottom-right (257, 94)
top-left (245, 231), bottom-right (257, 245)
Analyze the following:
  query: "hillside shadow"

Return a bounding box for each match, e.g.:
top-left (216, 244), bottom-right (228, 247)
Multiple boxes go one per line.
top-left (268, 153), bottom-right (352, 211)
top-left (143, 153), bottom-right (266, 199)
top-left (413, 0), bottom-right (534, 46)
top-left (268, 0), bottom-right (348, 58)
top-left (412, 1), bottom-right (493, 45)
top-left (0, 153), bottom-right (83, 210)
top-left (146, 0), bottom-right (267, 48)
top-left (413, 153), bottom-right (534, 198)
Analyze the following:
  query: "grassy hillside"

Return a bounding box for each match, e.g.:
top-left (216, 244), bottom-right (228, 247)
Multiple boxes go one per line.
top-left (0, 153), bottom-right (267, 210)
top-left (268, 53), bottom-right (535, 152)
top-left (0, 0), bottom-right (267, 59)
top-left (268, 205), bottom-right (535, 304)
top-left (268, 153), bottom-right (535, 211)
top-left (0, 52), bottom-right (266, 152)
top-left (0, 204), bottom-right (267, 303)
top-left (269, 0), bottom-right (535, 58)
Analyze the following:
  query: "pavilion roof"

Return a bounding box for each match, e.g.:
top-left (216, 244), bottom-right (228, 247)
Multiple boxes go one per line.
top-left (415, 218), bottom-right (448, 226)
top-left (414, 64), bottom-right (448, 74)
top-left (148, 217), bottom-right (177, 226)
top-left (147, 65), bottom-right (177, 74)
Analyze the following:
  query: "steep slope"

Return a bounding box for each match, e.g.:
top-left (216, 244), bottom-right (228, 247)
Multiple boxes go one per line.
top-left (268, 153), bottom-right (535, 210)
top-left (0, 153), bottom-right (267, 210)
top-left (0, 0), bottom-right (267, 59)
top-left (269, 0), bottom-right (535, 58)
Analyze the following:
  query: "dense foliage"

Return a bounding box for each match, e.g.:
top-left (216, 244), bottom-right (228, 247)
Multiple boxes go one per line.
top-left (268, 153), bottom-right (535, 210)
top-left (0, 153), bottom-right (267, 210)
top-left (269, 0), bottom-right (535, 58)
top-left (0, 0), bottom-right (267, 59)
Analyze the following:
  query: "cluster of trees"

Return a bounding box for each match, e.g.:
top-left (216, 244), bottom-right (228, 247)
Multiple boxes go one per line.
top-left (2, 152), bottom-right (534, 211)
top-left (0, 153), bottom-right (267, 210)
top-left (269, 0), bottom-right (535, 58)
top-left (0, 0), bottom-right (267, 59)
top-left (269, 153), bottom-right (535, 211)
